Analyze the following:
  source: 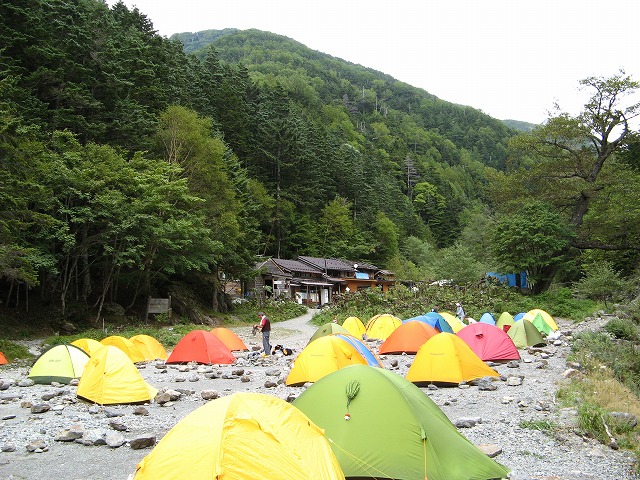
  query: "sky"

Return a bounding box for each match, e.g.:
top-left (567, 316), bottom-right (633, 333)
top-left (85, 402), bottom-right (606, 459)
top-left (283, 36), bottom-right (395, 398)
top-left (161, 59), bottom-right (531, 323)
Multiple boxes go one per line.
top-left (106, 0), bottom-right (640, 124)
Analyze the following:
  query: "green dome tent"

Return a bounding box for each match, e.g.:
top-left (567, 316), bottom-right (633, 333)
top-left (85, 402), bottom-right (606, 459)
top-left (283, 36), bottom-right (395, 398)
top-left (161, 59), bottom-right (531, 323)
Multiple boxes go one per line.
top-left (507, 319), bottom-right (545, 348)
top-left (496, 312), bottom-right (515, 332)
top-left (28, 343), bottom-right (90, 384)
top-left (293, 365), bottom-right (510, 480)
top-left (308, 323), bottom-right (350, 345)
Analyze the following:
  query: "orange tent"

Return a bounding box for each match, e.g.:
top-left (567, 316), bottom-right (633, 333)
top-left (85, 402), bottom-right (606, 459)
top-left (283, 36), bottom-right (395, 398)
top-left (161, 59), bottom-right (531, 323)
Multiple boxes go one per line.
top-left (379, 321), bottom-right (438, 354)
top-left (407, 333), bottom-right (499, 385)
top-left (166, 330), bottom-right (235, 365)
top-left (210, 328), bottom-right (248, 351)
top-left (0, 352), bottom-right (8, 365)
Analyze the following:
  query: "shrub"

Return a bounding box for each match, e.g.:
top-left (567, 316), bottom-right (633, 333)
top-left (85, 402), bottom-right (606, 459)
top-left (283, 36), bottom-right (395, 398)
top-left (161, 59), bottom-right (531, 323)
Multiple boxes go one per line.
top-left (0, 339), bottom-right (32, 361)
top-left (604, 318), bottom-right (640, 341)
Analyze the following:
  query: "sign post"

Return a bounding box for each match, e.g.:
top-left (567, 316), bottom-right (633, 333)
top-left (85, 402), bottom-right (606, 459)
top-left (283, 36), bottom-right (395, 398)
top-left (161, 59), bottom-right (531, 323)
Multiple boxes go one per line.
top-left (146, 296), bottom-right (171, 322)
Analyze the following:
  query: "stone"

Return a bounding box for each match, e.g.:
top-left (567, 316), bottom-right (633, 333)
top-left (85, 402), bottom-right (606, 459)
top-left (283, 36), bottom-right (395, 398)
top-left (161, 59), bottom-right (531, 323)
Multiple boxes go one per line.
top-left (201, 390), bottom-right (219, 400)
top-left (42, 390), bottom-right (64, 401)
top-left (26, 439), bottom-right (48, 452)
top-left (1, 443), bottom-right (16, 452)
top-left (232, 369), bottom-right (245, 376)
top-left (130, 435), bottom-right (156, 450)
top-left (55, 425), bottom-right (85, 442)
top-left (105, 431), bottom-right (126, 448)
top-left (506, 376), bottom-right (523, 386)
top-left (264, 380), bottom-right (277, 388)
top-left (562, 368), bottom-right (581, 378)
top-left (476, 377), bottom-right (498, 391)
top-left (31, 403), bottom-right (51, 414)
top-left (476, 443), bottom-right (502, 458)
top-left (77, 429), bottom-right (107, 446)
top-left (109, 420), bottom-right (128, 431)
top-left (18, 379), bottom-right (35, 387)
top-left (609, 412), bottom-right (638, 429)
top-left (2, 414), bottom-right (16, 420)
top-left (264, 369), bottom-right (280, 377)
top-left (454, 417), bottom-right (482, 428)
top-left (104, 408), bottom-right (124, 418)
top-left (133, 406), bottom-right (149, 416)
top-left (240, 375), bottom-right (251, 382)
top-left (187, 374), bottom-right (199, 382)
top-left (506, 360), bottom-right (520, 368)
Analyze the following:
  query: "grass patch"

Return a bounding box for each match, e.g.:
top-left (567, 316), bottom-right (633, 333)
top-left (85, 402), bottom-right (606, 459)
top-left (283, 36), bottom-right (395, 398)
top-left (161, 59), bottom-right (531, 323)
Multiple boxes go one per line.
top-left (517, 450), bottom-right (545, 460)
top-left (0, 339), bottom-right (32, 361)
top-left (519, 419), bottom-right (556, 431)
top-left (557, 371), bottom-right (640, 471)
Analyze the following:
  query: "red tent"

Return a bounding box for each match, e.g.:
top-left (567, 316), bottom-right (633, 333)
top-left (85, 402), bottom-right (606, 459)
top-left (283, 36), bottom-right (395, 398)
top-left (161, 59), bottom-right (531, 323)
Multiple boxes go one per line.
top-left (456, 323), bottom-right (520, 362)
top-left (379, 321), bottom-right (439, 355)
top-left (166, 330), bottom-right (235, 365)
top-left (0, 352), bottom-right (8, 365)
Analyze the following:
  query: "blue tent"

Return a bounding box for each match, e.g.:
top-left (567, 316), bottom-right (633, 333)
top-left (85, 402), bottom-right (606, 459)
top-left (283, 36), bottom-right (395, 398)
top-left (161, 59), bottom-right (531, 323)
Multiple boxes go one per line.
top-left (403, 314), bottom-right (453, 333)
top-left (333, 334), bottom-right (381, 367)
top-left (514, 312), bottom-right (526, 321)
top-left (479, 312), bottom-right (496, 325)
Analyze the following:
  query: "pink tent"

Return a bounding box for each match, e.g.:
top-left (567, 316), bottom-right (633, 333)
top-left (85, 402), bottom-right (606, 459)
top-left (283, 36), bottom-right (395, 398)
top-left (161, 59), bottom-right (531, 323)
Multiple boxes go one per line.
top-left (456, 323), bottom-right (520, 361)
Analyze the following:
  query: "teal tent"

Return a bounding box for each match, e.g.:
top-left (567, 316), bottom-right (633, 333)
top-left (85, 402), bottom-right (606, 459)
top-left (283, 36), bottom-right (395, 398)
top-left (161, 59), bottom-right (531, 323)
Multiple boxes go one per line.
top-left (293, 365), bottom-right (510, 480)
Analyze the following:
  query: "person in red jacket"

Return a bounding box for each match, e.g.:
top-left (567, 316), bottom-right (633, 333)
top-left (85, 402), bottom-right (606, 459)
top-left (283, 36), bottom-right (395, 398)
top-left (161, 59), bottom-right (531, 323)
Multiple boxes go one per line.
top-left (255, 311), bottom-right (271, 356)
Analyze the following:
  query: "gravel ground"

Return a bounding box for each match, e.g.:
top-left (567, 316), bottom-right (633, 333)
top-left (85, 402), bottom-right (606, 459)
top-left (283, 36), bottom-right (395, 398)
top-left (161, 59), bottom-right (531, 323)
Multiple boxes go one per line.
top-left (0, 310), bottom-right (638, 480)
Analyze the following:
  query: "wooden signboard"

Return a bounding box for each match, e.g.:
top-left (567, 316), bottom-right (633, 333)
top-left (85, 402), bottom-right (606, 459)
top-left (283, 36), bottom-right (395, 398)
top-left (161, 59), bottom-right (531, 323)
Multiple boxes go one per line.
top-left (146, 296), bottom-right (171, 321)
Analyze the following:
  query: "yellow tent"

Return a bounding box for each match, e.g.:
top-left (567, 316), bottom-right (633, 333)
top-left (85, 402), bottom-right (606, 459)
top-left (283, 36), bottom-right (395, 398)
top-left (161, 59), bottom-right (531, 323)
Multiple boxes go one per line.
top-left (71, 338), bottom-right (104, 356)
top-left (365, 313), bottom-right (401, 340)
top-left (342, 316), bottom-right (366, 338)
top-left (133, 392), bottom-right (345, 480)
top-left (439, 311), bottom-right (465, 333)
top-left (100, 335), bottom-right (146, 363)
top-left (407, 332), bottom-right (499, 385)
top-left (77, 346), bottom-right (157, 405)
top-left (130, 334), bottom-right (168, 360)
top-left (286, 335), bottom-right (371, 386)
top-left (523, 309), bottom-right (558, 331)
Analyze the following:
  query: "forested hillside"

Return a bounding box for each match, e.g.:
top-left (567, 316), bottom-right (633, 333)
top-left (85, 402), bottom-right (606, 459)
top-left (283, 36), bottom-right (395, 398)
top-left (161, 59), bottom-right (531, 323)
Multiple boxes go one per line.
top-left (2, 0), bottom-right (640, 321)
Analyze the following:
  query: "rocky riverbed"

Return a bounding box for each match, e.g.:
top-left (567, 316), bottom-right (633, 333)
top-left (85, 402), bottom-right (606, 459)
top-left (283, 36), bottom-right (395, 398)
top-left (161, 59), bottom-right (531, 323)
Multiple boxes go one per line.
top-left (0, 310), bottom-right (638, 480)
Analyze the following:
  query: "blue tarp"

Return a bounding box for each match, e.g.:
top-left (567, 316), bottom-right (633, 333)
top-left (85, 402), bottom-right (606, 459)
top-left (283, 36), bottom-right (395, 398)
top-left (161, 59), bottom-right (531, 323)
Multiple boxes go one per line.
top-left (487, 271), bottom-right (528, 288)
top-left (355, 272), bottom-right (369, 279)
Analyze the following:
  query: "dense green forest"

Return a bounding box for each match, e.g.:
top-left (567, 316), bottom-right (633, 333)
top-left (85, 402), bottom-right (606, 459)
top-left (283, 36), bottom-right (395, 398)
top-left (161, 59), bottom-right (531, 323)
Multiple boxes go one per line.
top-left (1, 0), bottom-right (640, 323)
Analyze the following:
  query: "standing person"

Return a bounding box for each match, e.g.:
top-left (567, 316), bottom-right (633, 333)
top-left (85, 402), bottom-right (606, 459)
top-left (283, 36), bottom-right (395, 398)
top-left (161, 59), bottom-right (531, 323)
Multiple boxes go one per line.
top-left (256, 311), bottom-right (271, 356)
top-left (456, 302), bottom-right (465, 322)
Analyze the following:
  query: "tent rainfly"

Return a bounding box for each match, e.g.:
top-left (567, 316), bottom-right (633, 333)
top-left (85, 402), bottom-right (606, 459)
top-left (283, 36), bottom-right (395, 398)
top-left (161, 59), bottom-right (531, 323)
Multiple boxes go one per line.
top-left (294, 365), bottom-right (510, 480)
top-left (133, 392), bottom-right (345, 480)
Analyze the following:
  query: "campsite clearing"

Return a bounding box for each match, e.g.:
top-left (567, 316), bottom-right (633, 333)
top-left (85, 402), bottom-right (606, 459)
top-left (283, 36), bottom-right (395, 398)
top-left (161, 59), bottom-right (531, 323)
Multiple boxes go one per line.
top-left (0, 310), bottom-right (638, 479)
